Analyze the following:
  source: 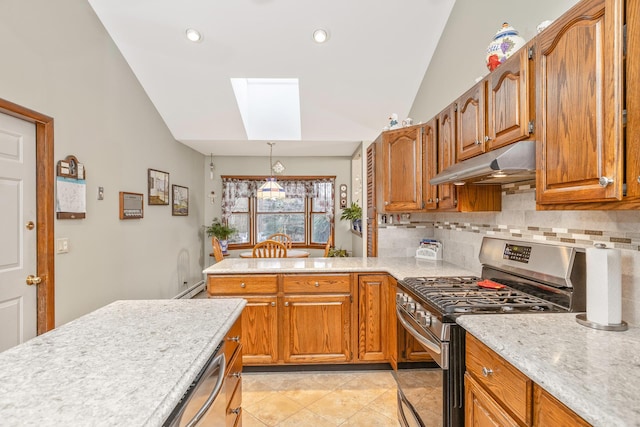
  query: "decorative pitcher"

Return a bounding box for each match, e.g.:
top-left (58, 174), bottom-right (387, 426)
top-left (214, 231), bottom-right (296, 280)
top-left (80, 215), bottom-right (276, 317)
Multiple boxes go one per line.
top-left (486, 22), bottom-right (526, 71)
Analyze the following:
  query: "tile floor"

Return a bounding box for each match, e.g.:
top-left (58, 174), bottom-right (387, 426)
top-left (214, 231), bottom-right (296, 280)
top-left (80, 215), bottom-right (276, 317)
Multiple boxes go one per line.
top-left (241, 370), bottom-right (401, 426)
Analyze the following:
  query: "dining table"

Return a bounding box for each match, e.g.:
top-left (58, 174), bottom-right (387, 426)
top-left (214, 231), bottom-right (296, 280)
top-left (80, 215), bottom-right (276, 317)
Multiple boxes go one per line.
top-left (238, 249), bottom-right (310, 258)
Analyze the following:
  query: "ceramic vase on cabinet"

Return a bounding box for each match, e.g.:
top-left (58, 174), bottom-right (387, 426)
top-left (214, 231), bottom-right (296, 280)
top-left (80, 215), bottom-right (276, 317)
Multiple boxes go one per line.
top-left (486, 22), bottom-right (526, 71)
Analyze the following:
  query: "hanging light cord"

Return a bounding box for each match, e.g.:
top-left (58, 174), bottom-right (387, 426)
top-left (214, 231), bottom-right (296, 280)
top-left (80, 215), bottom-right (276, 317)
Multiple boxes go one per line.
top-left (267, 142), bottom-right (275, 176)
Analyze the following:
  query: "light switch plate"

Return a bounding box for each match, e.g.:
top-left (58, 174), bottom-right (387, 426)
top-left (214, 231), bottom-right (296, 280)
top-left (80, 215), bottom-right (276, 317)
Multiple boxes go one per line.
top-left (56, 238), bottom-right (69, 254)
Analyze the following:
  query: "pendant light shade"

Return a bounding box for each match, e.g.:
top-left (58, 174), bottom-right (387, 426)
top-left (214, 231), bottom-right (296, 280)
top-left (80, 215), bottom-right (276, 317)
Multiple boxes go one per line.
top-left (257, 177), bottom-right (285, 200)
top-left (257, 142), bottom-right (286, 200)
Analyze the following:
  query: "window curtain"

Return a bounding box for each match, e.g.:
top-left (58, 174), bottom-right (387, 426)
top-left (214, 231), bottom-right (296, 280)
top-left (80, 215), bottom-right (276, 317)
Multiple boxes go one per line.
top-left (222, 177), bottom-right (335, 220)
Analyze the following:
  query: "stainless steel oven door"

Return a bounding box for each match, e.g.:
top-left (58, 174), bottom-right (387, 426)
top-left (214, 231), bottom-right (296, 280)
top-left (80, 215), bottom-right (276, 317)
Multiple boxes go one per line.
top-left (396, 305), bottom-right (448, 369)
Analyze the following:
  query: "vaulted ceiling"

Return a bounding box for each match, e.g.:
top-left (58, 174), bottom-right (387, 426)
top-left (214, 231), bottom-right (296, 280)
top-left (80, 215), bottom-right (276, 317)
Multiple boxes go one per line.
top-left (88, 0), bottom-right (455, 156)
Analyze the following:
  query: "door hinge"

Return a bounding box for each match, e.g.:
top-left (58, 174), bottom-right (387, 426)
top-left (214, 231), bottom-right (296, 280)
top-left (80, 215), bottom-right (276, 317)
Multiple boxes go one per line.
top-left (528, 46), bottom-right (534, 60)
top-left (528, 120), bottom-right (535, 134)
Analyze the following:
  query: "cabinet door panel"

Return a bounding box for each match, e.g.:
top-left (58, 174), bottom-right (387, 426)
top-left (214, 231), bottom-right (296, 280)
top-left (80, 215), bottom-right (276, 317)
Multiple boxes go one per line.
top-left (465, 373), bottom-right (520, 427)
top-left (487, 48), bottom-right (530, 150)
top-left (381, 127), bottom-right (423, 211)
top-left (437, 105), bottom-right (457, 210)
top-left (242, 297), bottom-right (278, 365)
top-left (457, 83), bottom-right (486, 160)
top-left (533, 385), bottom-right (590, 427)
top-left (536, 0), bottom-right (623, 203)
top-left (422, 119), bottom-right (438, 210)
top-left (358, 275), bottom-right (387, 362)
top-left (283, 295), bottom-right (351, 363)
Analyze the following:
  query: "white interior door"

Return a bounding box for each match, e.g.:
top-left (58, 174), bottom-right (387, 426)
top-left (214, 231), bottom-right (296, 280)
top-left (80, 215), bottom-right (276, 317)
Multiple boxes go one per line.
top-left (0, 112), bottom-right (37, 352)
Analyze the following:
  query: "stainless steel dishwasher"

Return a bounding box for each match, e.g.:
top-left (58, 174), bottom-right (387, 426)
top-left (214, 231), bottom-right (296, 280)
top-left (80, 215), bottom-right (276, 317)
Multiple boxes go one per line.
top-left (163, 341), bottom-right (226, 427)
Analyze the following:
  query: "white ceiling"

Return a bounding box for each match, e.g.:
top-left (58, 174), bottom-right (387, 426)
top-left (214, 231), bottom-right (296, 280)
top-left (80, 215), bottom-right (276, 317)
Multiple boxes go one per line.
top-left (87, 0), bottom-right (455, 157)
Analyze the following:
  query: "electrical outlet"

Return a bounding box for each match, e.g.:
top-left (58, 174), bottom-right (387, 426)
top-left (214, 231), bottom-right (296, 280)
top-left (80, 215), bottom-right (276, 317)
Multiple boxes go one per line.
top-left (56, 238), bottom-right (69, 254)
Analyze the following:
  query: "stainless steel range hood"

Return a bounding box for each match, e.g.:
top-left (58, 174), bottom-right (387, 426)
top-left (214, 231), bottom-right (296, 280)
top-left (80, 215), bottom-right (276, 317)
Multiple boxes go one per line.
top-left (429, 140), bottom-right (536, 185)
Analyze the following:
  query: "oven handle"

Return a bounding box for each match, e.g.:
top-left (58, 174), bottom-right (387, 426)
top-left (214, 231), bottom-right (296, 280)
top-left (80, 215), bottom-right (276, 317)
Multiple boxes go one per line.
top-left (396, 306), bottom-right (442, 356)
top-left (185, 353), bottom-right (226, 427)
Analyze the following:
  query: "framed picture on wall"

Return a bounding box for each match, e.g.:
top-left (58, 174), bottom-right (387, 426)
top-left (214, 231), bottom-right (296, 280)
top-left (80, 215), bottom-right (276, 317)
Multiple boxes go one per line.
top-left (148, 169), bottom-right (169, 205)
top-left (172, 185), bottom-right (189, 216)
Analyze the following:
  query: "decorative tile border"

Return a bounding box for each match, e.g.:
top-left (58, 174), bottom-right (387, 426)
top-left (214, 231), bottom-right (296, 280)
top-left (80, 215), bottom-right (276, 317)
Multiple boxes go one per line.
top-left (433, 221), bottom-right (640, 251)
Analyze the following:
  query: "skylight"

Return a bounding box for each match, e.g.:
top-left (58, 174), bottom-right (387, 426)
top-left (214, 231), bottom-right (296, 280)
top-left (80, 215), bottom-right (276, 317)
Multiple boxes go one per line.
top-left (231, 78), bottom-right (301, 141)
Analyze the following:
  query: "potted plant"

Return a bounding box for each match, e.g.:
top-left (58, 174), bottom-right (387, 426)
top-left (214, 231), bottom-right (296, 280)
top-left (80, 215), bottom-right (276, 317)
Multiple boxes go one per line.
top-left (327, 247), bottom-right (349, 257)
top-left (206, 217), bottom-right (237, 253)
top-left (340, 202), bottom-right (363, 233)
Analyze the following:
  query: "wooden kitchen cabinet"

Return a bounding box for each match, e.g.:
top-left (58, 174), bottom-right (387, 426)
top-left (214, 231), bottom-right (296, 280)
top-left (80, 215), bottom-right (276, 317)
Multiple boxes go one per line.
top-left (357, 274), bottom-right (388, 362)
top-left (466, 333), bottom-right (590, 427)
top-left (457, 82), bottom-right (487, 161)
top-left (486, 45), bottom-right (534, 151)
top-left (536, 0), bottom-right (625, 205)
top-left (422, 117), bottom-right (439, 210)
top-left (366, 143), bottom-right (378, 257)
top-left (225, 317), bottom-right (243, 427)
top-left (435, 104), bottom-right (458, 210)
top-left (208, 274), bottom-right (278, 365)
top-left (376, 125), bottom-right (423, 212)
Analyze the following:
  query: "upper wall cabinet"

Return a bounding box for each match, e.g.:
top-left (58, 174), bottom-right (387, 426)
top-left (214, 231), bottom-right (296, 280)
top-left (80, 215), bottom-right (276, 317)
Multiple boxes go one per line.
top-left (456, 82), bottom-right (486, 161)
top-left (457, 44), bottom-right (534, 161)
top-left (536, 0), bottom-right (625, 205)
top-left (376, 125), bottom-right (424, 212)
top-left (486, 45), bottom-right (534, 151)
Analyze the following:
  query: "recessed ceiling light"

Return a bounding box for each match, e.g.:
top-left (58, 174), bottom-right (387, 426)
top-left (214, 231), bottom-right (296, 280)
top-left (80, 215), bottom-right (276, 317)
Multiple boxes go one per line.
top-left (312, 29), bottom-right (329, 43)
top-left (185, 28), bottom-right (203, 43)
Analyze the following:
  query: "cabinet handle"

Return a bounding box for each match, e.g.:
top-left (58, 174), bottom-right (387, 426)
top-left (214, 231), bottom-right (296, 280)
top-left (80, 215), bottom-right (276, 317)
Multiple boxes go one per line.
top-left (474, 139), bottom-right (481, 145)
top-left (314, 281), bottom-right (320, 287)
top-left (384, 201), bottom-right (389, 205)
top-left (482, 367), bottom-right (493, 377)
top-left (271, 302), bottom-right (276, 307)
top-left (637, 176), bottom-right (640, 184)
top-left (428, 198), bottom-right (433, 203)
top-left (435, 198), bottom-right (440, 203)
top-left (484, 136), bottom-right (491, 142)
top-left (599, 176), bottom-right (614, 187)
top-left (227, 336), bottom-right (240, 342)
top-left (240, 282), bottom-right (246, 288)
top-left (230, 407), bottom-right (241, 415)
top-left (285, 302), bottom-right (289, 306)
top-left (232, 372), bottom-right (242, 378)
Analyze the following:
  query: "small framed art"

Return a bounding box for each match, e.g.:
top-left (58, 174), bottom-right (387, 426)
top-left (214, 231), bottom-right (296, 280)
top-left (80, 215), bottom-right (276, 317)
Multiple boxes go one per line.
top-left (148, 169), bottom-right (169, 205)
top-left (172, 185), bottom-right (189, 216)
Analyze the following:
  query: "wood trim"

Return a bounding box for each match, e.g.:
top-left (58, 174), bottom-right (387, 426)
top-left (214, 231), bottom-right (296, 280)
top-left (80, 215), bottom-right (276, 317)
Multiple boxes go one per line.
top-left (221, 175), bottom-right (336, 181)
top-left (0, 97), bottom-right (55, 334)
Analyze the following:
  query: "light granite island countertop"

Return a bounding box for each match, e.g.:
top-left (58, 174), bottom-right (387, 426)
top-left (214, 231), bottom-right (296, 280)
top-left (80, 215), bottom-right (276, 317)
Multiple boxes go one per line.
top-left (457, 313), bottom-right (640, 427)
top-left (0, 298), bottom-right (246, 427)
top-left (203, 256), bottom-right (476, 281)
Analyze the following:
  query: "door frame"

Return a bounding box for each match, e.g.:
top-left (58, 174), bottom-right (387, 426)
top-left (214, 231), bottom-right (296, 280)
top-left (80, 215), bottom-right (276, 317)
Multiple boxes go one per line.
top-left (0, 97), bottom-right (55, 333)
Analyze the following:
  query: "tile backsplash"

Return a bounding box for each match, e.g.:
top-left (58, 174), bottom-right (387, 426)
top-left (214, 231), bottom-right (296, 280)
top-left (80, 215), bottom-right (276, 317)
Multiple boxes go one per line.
top-left (378, 186), bottom-right (640, 326)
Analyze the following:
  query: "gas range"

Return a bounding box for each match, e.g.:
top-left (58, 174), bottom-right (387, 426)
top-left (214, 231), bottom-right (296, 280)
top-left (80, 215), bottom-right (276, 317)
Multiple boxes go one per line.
top-left (394, 237), bottom-right (587, 427)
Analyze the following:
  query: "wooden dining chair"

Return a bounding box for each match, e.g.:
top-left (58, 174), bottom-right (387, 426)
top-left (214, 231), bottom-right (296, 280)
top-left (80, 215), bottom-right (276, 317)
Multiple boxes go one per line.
top-left (211, 237), bottom-right (224, 262)
top-left (267, 233), bottom-right (293, 249)
top-left (252, 240), bottom-right (288, 258)
top-left (323, 235), bottom-right (332, 257)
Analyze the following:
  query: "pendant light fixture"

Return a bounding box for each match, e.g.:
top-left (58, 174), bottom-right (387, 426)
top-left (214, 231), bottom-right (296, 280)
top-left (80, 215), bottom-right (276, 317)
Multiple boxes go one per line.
top-left (257, 142), bottom-right (286, 200)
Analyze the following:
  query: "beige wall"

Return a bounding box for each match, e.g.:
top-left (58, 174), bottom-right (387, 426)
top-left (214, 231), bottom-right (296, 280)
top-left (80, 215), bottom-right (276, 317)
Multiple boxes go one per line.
top-left (0, 0), bottom-right (205, 325)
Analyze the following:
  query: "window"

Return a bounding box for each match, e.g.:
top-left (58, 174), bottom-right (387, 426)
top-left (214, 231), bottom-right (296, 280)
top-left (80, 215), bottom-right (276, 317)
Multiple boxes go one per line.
top-left (222, 177), bottom-right (334, 248)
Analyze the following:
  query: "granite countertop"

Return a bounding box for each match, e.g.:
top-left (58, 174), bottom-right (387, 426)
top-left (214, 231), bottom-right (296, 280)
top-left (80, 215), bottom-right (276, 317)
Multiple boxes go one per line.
top-left (0, 298), bottom-right (246, 427)
top-left (203, 256), bottom-right (477, 281)
top-left (457, 313), bottom-right (640, 427)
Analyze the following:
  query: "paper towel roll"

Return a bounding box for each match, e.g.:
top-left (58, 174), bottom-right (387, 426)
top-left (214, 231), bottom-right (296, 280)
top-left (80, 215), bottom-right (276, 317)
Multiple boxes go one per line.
top-left (586, 245), bottom-right (622, 325)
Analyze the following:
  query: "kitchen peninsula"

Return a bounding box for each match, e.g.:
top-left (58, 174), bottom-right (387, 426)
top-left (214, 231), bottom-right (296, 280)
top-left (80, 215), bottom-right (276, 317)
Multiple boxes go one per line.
top-left (0, 299), bottom-right (246, 426)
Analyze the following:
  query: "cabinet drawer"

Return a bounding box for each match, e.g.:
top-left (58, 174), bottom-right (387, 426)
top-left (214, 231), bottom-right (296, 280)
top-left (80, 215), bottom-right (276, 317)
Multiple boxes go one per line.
top-left (225, 348), bottom-right (242, 406)
top-left (466, 333), bottom-right (532, 425)
top-left (283, 274), bottom-right (351, 293)
top-left (224, 317), bottom-right (242, 368)
top-left (208, 275), bottom-right (277, 295)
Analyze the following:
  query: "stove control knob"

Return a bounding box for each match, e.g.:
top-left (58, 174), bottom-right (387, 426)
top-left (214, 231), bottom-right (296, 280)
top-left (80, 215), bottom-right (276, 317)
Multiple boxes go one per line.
top-left (415, 311), bottom-right (428, 326)
top-left (406, 302), bottom-right (416, 313)
top-left (421, 312), bottom-right (433, 327)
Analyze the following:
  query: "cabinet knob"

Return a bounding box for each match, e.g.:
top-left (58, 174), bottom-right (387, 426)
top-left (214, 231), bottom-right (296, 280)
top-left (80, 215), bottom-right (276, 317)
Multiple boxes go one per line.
top-left (428, 198), bottom-right (433, 203)
top-left (314, 281), bottom-right (320, 287)
top-left (482, 367), bottom-right (493, 377)
top-left (474, 139), bottom-right (481, 145)
top-left (271, 301), bottom-right (276, 307)
top-left (227, 335), bottom-right (241, 342)
top-left (240, 282), bottom-right (246, 288)
top-left (384, 201), bottom-right (389, 205)
top-left (637, 176), bottom-right (640, 184)
top-left (599, 176), bottom-right (614, 187)
top-left (232, 372), bottom-right (242, 378)
top-left (230, 407), bottom-right (241, 415)
top-left (285, 302), bottom-right (289, 306)
top-left (435, 198), bottom-right (440, 203)
top-left (484, 136), bottom-right (492, 142)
